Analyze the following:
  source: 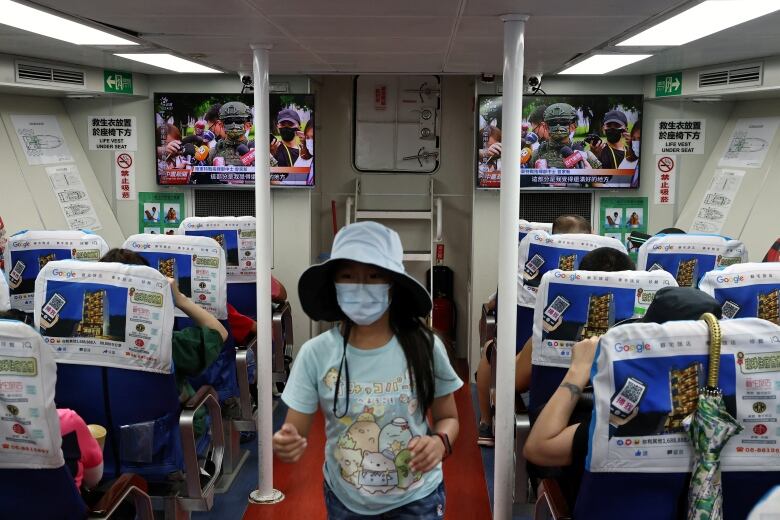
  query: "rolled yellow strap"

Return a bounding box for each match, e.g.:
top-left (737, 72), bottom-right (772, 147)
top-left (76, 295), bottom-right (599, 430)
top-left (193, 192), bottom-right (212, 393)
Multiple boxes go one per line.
top-left (700, 312), bottom-right (721, 389)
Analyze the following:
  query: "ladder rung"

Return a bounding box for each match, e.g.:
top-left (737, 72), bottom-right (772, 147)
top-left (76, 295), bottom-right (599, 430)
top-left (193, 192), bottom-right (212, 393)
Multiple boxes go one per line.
top-left (355, 210), bottom-right (432, 220)
top-left (403, 252), bottom-right (431, 261)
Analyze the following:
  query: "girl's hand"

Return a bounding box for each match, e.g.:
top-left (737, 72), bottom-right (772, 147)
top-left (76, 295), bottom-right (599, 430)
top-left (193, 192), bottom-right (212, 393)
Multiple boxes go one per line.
top-left (408, 435), bottom-right (445, 473)
top-left (273, 423), bottom-right (307, 463)
top-left (167, 278), bottom-right (189, 309)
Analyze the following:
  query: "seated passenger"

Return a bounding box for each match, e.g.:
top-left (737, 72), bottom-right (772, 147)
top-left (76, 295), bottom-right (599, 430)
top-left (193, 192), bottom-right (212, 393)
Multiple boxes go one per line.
top-left (99, 248), bottom-right (228, 437)
top-left (0, 309), bottom-right (104, 492)
top-left (523, 287), bottom-right (721, 509)
top-left (477, 214), bottom-right (593, 447)
top-left (226, 276), bottom-right (288, 345)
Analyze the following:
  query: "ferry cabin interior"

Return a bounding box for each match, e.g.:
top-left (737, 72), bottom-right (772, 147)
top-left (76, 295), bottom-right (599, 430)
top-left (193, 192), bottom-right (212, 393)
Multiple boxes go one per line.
top-left (0, 0), bottom-right (780, 518)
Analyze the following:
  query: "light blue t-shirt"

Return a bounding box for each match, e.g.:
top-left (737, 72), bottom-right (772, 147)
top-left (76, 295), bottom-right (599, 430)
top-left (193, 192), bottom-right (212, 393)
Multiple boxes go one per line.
top-left (282, 327), bottom-right (463, 515)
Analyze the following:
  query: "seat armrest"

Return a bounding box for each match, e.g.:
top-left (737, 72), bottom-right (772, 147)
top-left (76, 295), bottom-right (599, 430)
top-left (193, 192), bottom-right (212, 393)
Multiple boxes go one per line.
top-left (534, 478), bottom-right (571, 520)
top-left (180, 385), bottom-right (225, 500)
top-left (88, 473), bottom-right (154, 520)
top-left (235, 343), bottom-right (255, 423)
top-left (515, 412), bottom-right (531, 503)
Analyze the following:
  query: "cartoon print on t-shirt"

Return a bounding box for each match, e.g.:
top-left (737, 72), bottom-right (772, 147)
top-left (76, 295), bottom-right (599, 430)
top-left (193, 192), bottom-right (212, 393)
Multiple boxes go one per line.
top-left (332, 369), bottom-right (425, 496)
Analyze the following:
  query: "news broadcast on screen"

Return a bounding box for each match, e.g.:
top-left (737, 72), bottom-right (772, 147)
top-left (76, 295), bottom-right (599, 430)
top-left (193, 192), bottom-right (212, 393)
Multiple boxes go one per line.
top-left (155, 93), bottom-right (315, 187)
top-left (477, 94), bottom-right (643, 189)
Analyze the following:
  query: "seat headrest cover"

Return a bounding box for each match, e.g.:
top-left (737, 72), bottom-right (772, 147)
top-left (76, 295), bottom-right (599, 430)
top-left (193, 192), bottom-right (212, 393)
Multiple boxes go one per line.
top-left (533, 269), bottom-right (677, 368)
top-left (637, 234), bottom-right (748, 289)
top-left (517, 231), bottom-right (627, 308)
top-left (587, 317), bottom-right (780, 474)
top-left (179, 216), bottom-right (256, 283)
top-left (3, 230), bottom-right (109, 313)
top-left (34, 260), bottom-right (175, 374)
top-left (123, 233), bottom-right (227, 319)
top-left (0, 320), bottom-right (64, 469)
top-left (700, 262), bottom-right (780, 322)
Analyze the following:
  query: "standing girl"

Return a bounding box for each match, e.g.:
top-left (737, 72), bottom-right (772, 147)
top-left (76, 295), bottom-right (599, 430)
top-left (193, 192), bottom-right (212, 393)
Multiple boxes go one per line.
top-left (273, 221), bottom-right (462, 519)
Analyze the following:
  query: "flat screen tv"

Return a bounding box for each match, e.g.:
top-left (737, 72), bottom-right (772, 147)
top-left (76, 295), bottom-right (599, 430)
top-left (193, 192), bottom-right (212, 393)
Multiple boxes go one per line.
top-left (476, 94), bottom-right (643, 189)
top-left (155, 93), bottom-right (315, 187)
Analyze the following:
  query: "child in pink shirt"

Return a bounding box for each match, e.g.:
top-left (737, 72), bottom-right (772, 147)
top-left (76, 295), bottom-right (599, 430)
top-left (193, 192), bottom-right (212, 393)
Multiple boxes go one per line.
top-left (57, 408), bottom-right (104, 490)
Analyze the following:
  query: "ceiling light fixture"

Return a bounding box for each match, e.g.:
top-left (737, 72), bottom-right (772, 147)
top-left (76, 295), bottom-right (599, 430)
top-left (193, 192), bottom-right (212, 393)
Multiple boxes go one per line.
top-left (114, 54), bottom-right (221, 73)
top-left (559, 54), bottom-right (652, 75)
top-left (618, 0), bottom-right (780, 46)
top-left (0, 0), bottom-right (137, 45)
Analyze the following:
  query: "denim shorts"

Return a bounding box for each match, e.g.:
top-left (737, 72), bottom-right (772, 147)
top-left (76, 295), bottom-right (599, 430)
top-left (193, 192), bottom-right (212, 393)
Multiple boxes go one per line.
top-left (323, 480), bottom-right (446, 519)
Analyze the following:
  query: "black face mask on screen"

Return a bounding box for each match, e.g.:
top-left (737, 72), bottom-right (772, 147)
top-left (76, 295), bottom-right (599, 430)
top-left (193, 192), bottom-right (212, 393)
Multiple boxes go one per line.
top-left (279, 127), bottom-right (296, 142)
top-left (605, 127), bottom-right (623, 144)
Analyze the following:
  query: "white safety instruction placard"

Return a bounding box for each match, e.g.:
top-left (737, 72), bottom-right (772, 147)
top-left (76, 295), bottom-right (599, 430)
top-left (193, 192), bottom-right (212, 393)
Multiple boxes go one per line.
top-left (179, 216), bottom-right (256, 283)
top-left (718, 117), bottom-right (780, 169)
top-left (10, 115), bottom-right (73, 165)
top-left (45, 165), bottom-right (103, 231)
top-left (3, 230), bottom-right (108, 312)
top-left (88, 115), bottom-right (137, 151)
top-left (588, 318), bottom-right (780, 473)
top-left (533, 269), bottom-right (677, 368)
top-left (653, 119), bottom-right (705, 155)
top-left (34, 260), bottom-right (174, 374)
top-left (123, 234), bottom-right (227, 319)
top-left (690, 169), bottom-right (744, 235)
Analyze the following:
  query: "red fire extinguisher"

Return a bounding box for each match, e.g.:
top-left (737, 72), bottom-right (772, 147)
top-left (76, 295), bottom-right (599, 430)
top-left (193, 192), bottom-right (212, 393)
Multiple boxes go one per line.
top-left (428, 244), bottom-right (456, 346)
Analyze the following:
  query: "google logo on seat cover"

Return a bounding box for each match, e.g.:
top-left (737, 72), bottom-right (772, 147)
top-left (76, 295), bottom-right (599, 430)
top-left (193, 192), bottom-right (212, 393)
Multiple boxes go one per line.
top-left (614, 342), bottom-right (652, 353)
top-left (715, 274), bottom-right (745, 284)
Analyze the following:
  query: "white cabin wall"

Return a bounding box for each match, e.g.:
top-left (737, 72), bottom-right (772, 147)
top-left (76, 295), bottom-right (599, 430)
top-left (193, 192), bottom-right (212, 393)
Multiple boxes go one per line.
top-left (675, 98), bottom-right (780, 260)
top-left (312, 75), bottom-right (475, 358)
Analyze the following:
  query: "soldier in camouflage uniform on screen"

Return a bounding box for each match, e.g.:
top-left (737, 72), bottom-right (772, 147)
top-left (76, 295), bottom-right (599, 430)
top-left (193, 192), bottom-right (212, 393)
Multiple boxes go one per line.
top-left (209, 101), bottom-right (253, 166)
top-left (531, 103), bottom-right (601, 169)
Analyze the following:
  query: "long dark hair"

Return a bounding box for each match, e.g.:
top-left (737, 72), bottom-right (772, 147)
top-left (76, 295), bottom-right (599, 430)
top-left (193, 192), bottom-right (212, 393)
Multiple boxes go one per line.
top-left (332, 268), bottom-right (445, 420)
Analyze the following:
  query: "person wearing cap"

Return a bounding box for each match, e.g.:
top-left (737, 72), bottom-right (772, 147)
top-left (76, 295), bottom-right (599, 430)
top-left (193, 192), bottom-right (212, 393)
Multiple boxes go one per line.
top-left (273, 221), bottom-right (462, 518)
top-left (523, 286), bottom-right (723, 509)
top-left (272, 108), bottom-right (302, 167)
top-left (591, 109), bottom-right (629, 169)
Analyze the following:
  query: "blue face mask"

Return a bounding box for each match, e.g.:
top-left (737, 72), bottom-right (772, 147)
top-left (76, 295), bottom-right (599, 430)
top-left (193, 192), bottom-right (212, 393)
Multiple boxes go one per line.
top-left (335, 283), bottom-right (391, 325)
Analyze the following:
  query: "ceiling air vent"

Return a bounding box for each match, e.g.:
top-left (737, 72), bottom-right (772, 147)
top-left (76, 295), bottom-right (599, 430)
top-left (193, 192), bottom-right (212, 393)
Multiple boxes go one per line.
top-left (698, 62), bottom-right (762, 91)
top-left (15, 60), bottom-right (86, 88)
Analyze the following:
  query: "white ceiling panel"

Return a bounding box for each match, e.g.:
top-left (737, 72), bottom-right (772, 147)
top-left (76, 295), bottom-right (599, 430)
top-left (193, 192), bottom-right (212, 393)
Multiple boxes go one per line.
top-left (462, 0), bottom-right (686, 17)
top-left (268, 16), bottom-right (454, 38)
top-left (0, 0), bottom-right (777, 78)
top-left (249, 0), bottom-right (460, 17)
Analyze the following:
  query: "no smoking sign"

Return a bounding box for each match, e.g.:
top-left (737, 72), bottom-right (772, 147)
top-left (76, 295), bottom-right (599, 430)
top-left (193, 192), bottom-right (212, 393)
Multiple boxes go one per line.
top-left (116, 153), bottom-right (133, 169)
top-left (657, 156), bottom-right (674, 173)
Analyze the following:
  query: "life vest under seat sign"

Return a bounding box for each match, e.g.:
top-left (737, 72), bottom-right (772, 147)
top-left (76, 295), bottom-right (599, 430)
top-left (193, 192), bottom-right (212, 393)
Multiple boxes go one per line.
top-left (517, 231), bottom-right (627, 308)
top-left (518, 219), bottom-right (552, 244)
top-left (637, 234), bottom-right (748, 288)
top-left (700, 262), bottom-right (780, 323)
top-left (3, 230), bottom-right (109, 313)
top-left (0, 272), bottom-right (9, 311)
top-left (587, 318), bottom-right (780, 474)
top-left (0, 320), bottom-right (64, 469)
top-left (34, 260), bottom-right (175, 374)
top-left (179, 216), bottom-right (256, 283)
top-left (532, 269), bottom-right (677, 368)
top-left (123, 234), bottom-right (227, 320)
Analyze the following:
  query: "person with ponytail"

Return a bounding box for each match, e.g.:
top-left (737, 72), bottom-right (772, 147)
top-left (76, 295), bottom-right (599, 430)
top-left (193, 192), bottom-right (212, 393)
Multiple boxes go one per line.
top-left (273, 221), bottom-right (462, 518)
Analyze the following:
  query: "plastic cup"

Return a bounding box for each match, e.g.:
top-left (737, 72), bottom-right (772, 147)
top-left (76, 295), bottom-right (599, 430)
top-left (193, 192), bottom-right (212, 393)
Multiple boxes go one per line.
top-left (87, 424), bottom-right (106, 451)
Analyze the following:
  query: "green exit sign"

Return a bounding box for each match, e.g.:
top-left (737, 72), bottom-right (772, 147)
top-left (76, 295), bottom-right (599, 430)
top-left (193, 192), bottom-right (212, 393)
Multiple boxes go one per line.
top-left (656, 72), bottom-right (682, 97)
top-left (104, 69), bottom-right (133, 94)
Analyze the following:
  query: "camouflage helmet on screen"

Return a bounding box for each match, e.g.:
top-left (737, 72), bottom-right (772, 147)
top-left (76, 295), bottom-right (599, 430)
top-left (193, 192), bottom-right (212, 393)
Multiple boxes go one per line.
top-left (219, 101), bottom-right (251, 140)
top-left (544, 103), bottom-right (577, 142)
top-left (543, 103), bottom-right (577, 125)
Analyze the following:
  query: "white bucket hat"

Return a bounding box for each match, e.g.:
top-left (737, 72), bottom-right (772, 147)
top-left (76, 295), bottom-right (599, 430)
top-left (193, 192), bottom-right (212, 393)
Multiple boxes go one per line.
top-left (298, 221), bottom-right (431, 321)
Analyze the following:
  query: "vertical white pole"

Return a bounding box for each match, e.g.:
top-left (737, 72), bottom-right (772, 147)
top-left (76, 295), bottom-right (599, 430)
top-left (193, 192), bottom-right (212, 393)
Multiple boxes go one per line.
top-left (494, 14), bottom-right (528, 520)
top-left (249, 44), bottom-right (284, 505)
